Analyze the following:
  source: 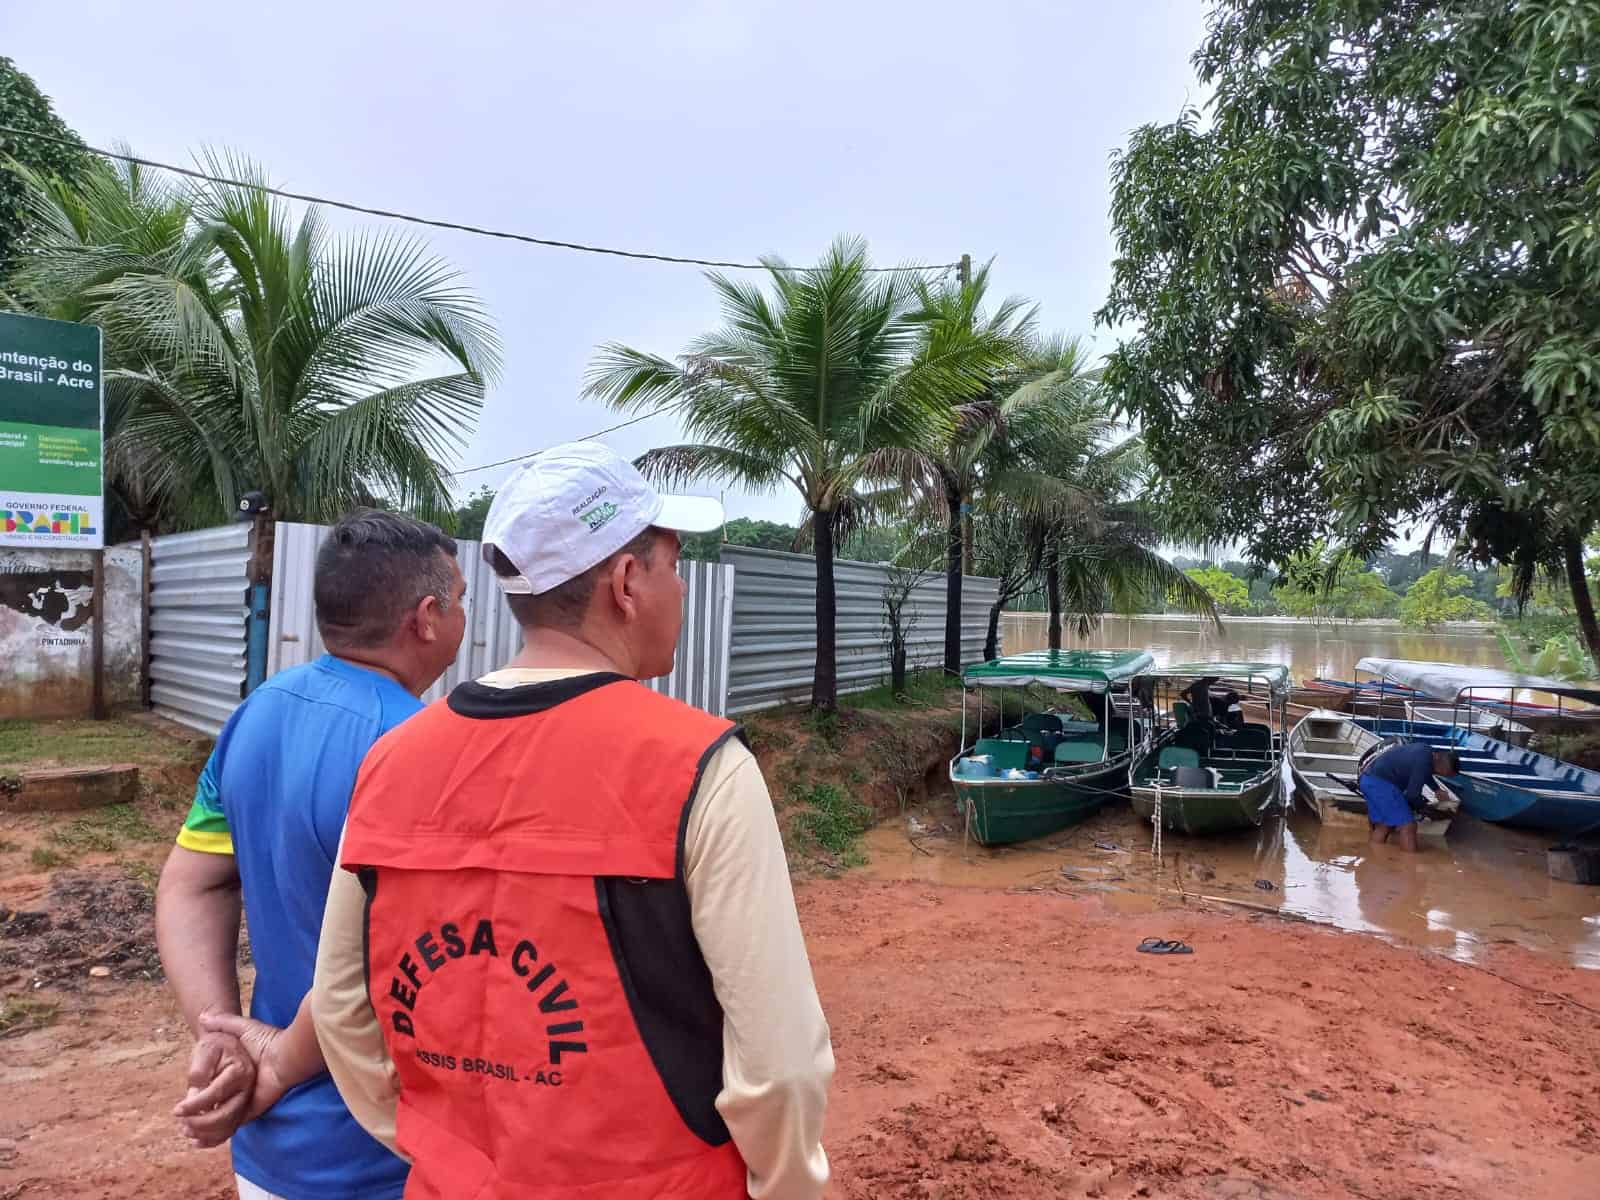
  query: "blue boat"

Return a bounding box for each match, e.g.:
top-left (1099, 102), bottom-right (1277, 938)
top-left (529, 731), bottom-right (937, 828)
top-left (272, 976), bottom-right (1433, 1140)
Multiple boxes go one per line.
top-left (1351, 652), bottom-right (1600, 837)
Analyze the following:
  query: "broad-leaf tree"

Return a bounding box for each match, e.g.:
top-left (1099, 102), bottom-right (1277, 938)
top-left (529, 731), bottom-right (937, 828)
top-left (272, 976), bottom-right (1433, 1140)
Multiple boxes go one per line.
top-left (584, 236), bottom-right (1017, 709)
top-left (1182, 566), bottom-right (1250, 615)
top-left (1099, 0), bottom-right (1600, 663)
top-left (0, 57), bottom-right (91, 273)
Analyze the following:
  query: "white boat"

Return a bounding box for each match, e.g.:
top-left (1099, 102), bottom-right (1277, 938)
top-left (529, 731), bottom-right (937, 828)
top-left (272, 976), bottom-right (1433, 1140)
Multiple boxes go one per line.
top-left (1404, 700), bottom-right (1532, 747)
top-left (1287, 710), bottom-right (1458, 839)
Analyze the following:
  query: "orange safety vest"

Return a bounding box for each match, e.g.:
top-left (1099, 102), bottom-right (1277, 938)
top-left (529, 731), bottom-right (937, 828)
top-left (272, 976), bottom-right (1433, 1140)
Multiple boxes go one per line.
top-left (341, 672), bottom-right (750, 1199)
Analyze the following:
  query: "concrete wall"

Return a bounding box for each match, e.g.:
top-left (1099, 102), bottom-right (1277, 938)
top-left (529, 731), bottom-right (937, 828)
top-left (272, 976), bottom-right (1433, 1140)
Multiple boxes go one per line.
top-left (0, 544), bottom-right (143, 719)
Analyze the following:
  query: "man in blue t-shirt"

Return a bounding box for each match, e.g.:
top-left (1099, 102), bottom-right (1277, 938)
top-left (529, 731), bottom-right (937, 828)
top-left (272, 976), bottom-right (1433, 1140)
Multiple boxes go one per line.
top-left (156, 511), bottom-right (467, 1199)
top-left (1359, 741), bottom-right (1461, 853)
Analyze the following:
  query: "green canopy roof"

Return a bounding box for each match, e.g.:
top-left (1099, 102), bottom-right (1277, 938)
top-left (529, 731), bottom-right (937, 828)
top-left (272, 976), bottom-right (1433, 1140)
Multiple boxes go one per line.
top-left (1143, 661), bottom-right (1291, 694)
top-left (963, 649), bottom-right (1156, 693)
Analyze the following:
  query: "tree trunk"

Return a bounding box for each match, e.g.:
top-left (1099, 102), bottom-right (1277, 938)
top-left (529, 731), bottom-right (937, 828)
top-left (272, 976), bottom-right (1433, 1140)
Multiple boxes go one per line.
top-left (1562, 530), bottom-right (1600, 668)
top-left (942, 482), bottom-right (964, 675)
top-left (811, 510), bottom-right (838, 710)
top-left (961, 489), bottom-right (974, 579)
top-left (891, 644), bottom-right (907, 695)
top-left (1046, 554), bottom-right (1062, 651)
top-left (985, 598), bottom-right (1003, 662)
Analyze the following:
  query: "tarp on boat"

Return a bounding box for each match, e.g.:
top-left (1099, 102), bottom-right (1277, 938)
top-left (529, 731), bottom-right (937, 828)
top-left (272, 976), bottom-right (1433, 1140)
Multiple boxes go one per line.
top-left (1355, 658), bottom-right (1600, 708)
top-left (963, 649), bottom-right (1155, 693)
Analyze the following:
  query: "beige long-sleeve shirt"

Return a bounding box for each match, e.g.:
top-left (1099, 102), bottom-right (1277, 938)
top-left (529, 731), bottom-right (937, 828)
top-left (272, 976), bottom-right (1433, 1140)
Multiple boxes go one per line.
top-left (312, 668), bottom-right (833, 1199)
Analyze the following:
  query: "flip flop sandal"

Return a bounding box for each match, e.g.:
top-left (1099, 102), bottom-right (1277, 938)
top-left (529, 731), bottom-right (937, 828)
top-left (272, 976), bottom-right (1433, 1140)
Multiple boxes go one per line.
top-left (1136, 937), bottom-right (1194, 955)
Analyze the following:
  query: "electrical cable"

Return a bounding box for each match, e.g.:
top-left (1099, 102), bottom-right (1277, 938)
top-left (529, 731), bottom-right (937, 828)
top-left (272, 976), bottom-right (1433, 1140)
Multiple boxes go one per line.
top-left (0, 125), bottom-right (959, 274)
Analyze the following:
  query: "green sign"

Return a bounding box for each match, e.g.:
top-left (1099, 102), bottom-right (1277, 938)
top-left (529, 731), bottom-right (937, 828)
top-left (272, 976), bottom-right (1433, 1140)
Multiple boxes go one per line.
top-left (0, 311), bottom-right (104, 549)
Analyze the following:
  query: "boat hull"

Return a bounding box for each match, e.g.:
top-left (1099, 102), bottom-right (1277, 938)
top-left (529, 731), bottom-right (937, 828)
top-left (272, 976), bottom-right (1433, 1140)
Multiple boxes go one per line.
top-left (952, 763), bottom-right (1127, 846)
top-left (1405, 702), bottom-right (1532, 747)
top-left (1129, 773), bottom-right (1278, 835)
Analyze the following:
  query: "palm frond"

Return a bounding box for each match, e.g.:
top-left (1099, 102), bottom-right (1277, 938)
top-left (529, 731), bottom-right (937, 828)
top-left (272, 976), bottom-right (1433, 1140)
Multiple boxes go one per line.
top-left (633, 443), bottom-right (792, 495)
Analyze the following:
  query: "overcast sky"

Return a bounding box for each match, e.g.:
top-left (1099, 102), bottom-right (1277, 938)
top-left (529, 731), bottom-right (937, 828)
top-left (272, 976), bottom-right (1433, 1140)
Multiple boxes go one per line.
top-left (6, 1), bottom-right (1209, 526)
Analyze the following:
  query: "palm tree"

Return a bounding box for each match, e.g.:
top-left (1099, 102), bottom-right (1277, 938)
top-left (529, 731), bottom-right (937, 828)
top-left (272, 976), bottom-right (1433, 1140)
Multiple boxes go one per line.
top-left (5, 156), bottom-right (216, 531)
top-left (1018, 404), bottom-right (1218, 647)
top-left (7, 153), bottom-right (500, 532)
top-left (584, 236), bottom-right (1017, 709)
top-left (860, 267), bottom-right (1041, 674)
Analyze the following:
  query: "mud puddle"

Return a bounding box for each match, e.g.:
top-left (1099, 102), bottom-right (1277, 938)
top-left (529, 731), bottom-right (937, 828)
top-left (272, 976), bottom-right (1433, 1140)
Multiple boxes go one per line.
top-left (866, 783), bottom-right (1600, 969)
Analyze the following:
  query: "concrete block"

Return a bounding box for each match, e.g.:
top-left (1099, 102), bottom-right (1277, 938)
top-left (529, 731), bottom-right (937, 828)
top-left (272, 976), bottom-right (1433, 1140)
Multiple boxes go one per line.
top-left (0, 764), bottom-right (140, 812)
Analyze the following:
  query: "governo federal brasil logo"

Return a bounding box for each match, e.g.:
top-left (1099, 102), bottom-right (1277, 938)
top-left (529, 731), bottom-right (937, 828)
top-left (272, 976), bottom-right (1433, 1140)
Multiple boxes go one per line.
top-left (2, 508), bottom-right (97, 536)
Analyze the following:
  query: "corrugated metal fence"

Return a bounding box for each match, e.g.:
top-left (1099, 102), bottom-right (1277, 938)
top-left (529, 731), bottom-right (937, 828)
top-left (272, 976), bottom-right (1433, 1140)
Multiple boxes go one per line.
top-left (142, 524), bottom-right (989, 731)
top-left (266, 522), bottom-right (734, 712)
top-left (721, 546), bottom-right (999, 714)
top-left (147, 524), bottom-right (253, 735)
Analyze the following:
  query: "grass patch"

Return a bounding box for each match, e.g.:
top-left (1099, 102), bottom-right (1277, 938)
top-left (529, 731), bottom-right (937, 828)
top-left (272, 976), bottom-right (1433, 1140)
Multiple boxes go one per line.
top-left (30, 847), bottom-right (66, 869)
top-left (0, 996), bottom-right (61, 1038)
top-left (846, 670), bottom-right (964, 711)
top-left (803, 706), bottom-right (843, 750)
top-left (789, 781), bottom-right (873, 867)
top-left (118, 857), bottom-right (161, 890)
top-left (49, 803), bottom-right (163, 855)
top-left (0, 717), bottom-right (202, 768)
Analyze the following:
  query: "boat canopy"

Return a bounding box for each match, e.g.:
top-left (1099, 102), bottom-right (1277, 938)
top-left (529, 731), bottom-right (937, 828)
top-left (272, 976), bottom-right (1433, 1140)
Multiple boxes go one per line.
top-left (1139, 661), bottom-right (1291, 695)
top-left (1354, 657), bottom-right (1600, 708)
top-left (962, 649), bottom-right (1155, 693)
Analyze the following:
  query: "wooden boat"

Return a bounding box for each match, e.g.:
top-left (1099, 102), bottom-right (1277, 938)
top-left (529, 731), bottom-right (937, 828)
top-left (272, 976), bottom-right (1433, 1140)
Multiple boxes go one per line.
top-left (1241, 696), bottom-right (1324, 728)
top-left (1354, 716), bottom-right (1600, 838)
top-left (1290, 683), bottom-right (1349, 712)
top-left (1404, 700), bottom-right (1531, 747)
top-left (951, 650), bottom-right (1154, 846)
top-left (1303, 677), bottom-right (1422, 719)
top-left (1129, 661), bottom-right (1288, 835)
top-left (1287, 710), bottom-right (1458, 839)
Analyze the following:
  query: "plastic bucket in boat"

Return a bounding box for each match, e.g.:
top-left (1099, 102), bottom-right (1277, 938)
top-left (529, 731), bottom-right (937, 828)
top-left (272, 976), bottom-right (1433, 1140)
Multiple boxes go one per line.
top-left (956, 756), bottom-right (995, 779)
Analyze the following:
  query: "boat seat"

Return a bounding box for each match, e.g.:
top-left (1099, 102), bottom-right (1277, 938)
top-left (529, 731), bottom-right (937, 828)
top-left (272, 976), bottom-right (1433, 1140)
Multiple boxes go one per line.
top-left (1221, 724), bottom-right (1272, 753)
top-left (1158, 746), bottom-right (1201, 769)
top-left (973, 739), bottom-right (1031, 772)
top-left (1173, 700), bottom-right (1192, 727)
top-left (1173, 722), bottom-right (1213, 757)
top-left (1021, 713), bottom-right (1065, 734)
top-left (1171, 765), bottom-right (1216, 789)
top-left (1054, 740), bottom-right (1104, 764)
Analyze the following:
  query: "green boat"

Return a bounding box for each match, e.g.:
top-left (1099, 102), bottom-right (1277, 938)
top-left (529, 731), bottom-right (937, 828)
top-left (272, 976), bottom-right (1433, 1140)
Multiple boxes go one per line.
top-left (1129, 662), bottom-right (1289, 835)
top-left (950, 650), bottom-right (1155, 846)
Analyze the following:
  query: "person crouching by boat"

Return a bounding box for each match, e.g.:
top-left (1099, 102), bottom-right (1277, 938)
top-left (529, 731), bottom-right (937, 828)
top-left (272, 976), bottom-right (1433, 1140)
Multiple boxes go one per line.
top-left (1358, 743), bottom-right (1461, 852)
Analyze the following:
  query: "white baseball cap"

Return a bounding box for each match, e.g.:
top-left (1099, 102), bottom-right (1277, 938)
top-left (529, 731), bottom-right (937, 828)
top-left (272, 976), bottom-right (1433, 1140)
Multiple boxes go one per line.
top-left (481, 441), bottom-right (724, 595)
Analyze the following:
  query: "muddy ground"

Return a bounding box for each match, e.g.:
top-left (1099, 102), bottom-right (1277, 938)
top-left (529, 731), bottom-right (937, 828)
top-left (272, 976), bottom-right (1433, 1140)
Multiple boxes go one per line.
top-left (3, 876), bottom-right (1598, 1199)
top-left (3, 711), bottom-right (1599, 1198)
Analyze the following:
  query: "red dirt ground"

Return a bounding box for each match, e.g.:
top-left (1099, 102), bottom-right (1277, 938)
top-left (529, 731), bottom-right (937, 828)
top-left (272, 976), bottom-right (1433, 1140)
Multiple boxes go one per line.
top-left (3, 875), bottom-right (1597, 1199)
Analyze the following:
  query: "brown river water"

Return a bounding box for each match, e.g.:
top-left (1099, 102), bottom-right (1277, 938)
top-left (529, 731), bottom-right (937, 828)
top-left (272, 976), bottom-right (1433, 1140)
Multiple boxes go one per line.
top-left (865, 616), bottom-right (1600, 970)
top-left (1001, 611), bottom-right (1509, 678)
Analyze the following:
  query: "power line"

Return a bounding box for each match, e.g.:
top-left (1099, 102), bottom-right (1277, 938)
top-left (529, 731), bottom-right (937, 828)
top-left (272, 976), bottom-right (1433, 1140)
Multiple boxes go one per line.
top-left (0, 125), bottom-right (959, 274)
top-left (448, 406), bottom-right (673, 477)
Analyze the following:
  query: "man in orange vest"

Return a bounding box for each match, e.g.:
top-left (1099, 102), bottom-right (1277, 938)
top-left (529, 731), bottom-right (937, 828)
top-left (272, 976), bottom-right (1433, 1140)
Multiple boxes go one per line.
top-left (204, 442), bottom-right (833, 1199)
